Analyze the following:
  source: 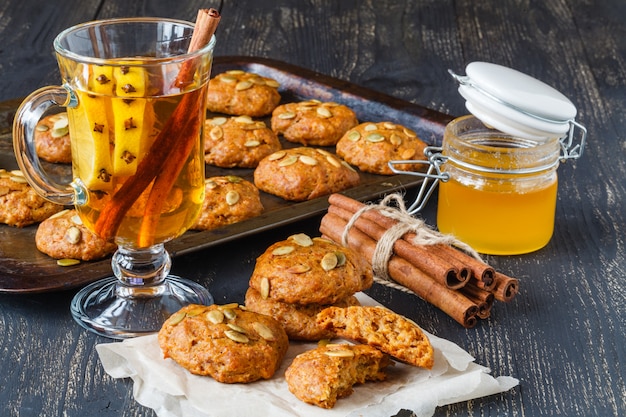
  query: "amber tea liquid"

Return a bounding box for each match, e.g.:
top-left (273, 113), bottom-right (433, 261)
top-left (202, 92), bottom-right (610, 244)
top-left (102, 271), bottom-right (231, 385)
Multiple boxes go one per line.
top-left (67, 64), bottom-right (206, 248)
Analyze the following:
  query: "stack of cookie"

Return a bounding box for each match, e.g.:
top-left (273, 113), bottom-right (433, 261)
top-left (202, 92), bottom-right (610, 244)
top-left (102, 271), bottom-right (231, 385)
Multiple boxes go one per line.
top-left (244, 232), bottom-right (373, 341)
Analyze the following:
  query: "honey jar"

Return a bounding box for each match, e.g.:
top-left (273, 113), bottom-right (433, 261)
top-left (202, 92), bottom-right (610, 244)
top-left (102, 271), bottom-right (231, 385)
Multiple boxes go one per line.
top-left (390, 62), bottom-right (586, 255)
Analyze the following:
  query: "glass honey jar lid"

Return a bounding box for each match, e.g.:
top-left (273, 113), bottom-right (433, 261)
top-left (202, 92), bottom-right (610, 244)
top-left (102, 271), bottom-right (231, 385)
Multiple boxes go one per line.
top-left (449, 61), bottom-right (585, 145)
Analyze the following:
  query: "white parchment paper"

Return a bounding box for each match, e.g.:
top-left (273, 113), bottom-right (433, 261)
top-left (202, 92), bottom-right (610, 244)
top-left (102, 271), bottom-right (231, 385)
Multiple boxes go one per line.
top-left (96, 294), bottom-right (518, 417)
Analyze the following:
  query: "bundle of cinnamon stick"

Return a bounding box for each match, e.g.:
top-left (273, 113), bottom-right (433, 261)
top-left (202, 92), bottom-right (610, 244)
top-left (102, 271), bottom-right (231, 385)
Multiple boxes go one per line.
top-left (319, 193), bottom-right (519, 328)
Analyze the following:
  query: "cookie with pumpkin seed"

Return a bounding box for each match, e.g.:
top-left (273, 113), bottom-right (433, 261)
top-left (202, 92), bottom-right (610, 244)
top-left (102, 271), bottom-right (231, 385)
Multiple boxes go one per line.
top-left (253, 147), bottom-right (360, 202)
top-left (158, 303), bottom-right (289, 383)
top-left (285, 343), bottom-right (392, 409)
top-left (245, 286), bottom-right (361, 341)
top-left (336, 121), bottom-right (428, 175)
top-left (191, 175), bottom-right (264, 231)
top-left (204, 115), bottom-right (281, 168)
top-left (206, 70), bottom-right (281, 117)
top-left (34, 112), bottom-right (72, 163)
top-left (35, 209), bottom-right (117, 261)
top-left (248, 234), bottom-right (373, 306)
top-left (0, 169), bottom-right (64, 227)
top-left (270, 99), bottom-right (358, 146)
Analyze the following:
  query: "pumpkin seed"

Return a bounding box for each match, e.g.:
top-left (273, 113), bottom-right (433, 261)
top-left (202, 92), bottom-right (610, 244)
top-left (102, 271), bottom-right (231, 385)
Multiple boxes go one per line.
top-left (218, 303), bottom-right (240, 310)
top-left (401, 149), bottom-right (416, 159)
top-left (224, 329), bottom-right (249, 343)
top-left (335, 251), bottom-right (347, 267)
top-left (324, 349), bottom-right (355, 358)
top-left (298, 155), bottom-right (318, 166)
top-left (278, 111), bottom-right (296, 120)
top-left (403, 127), bottom-right (417, 137)
top-left (220, 75), bottom-right (238, 83)
top-left (227, 323), bottom-right (247, 333)
top-left (268, 150), bottom-right (286, 161)
top-left (49, 209), bottom-right (70, 220)
top-left (321, 252), bottom-right (338, 271)
top-left (390, 133), bottom-right (403, 146)
top-left (209, 126), bottom-right (223, 140)
top-left (244, 140), bottom-right (260, 147)
top-left (56, 258), bottom-right (80, 267)
top-left (326, 155), bottom-right (341, 167)
top-left (209, 117), bottom-right (228, 126)
top-left (222, 308), bottom-right (237, 320)
top-left (278, 155), bottom-right (298, 167)
top-left (316, 106), bottom-right (332, 118)
top-left (10, 170), bottom-right (23, 177)
top-left (226, 69), bottom-right (245, 75)
top-left (265, 79), bottom-right (280, 88)
top-left (383, 122), bottom-right (396, 130)
top-left (315, 148), bottom-right (332, 157)
top-left (205, 179), bottom-right (218, 189)
top-left (65, 226), bottom-right (82, 245)
top-left (10, 175), bottom-right (27, 184)
top-left (235, 81), bottom-right (253, 91)
top-left (36, 124), bottom-right (49, 132)
top-left (287, 264), bottom-right (311, 274)
top-left (272, 245), bottom-right (295, 255)
top-left (260, 277), bottom-right (270, 299)
top-left (366, 132), bottom-right (385, 143)
top-left (234, 115), bottom-right (254, 124)
top-left (207, 309), bottom-right (225, 324)
top-left (346, 130), bottom-right (361, 142)
top-left (364, 123), bottom-right (378, 131)
top-left (290, 233), bottom-right (313, 247)
top-left (252, 322), bottom-right (276, 341)
top-left (225, 190), bottom-right (240, 205)
top-left (342, 161), bottom-right (357, 172)
top-left (168, 311), bottom-right (187, 325)
top-left (226, 175), bottom-right (242, 183)
top-left (71, 214), bottom-right (82, 225)
top-left (186, 306), bottom-right (205, 317)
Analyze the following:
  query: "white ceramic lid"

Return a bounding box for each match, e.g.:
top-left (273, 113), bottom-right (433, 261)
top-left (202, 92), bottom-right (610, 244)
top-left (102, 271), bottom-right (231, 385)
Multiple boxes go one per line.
top-left (453, 62), bottom-right (578, 140)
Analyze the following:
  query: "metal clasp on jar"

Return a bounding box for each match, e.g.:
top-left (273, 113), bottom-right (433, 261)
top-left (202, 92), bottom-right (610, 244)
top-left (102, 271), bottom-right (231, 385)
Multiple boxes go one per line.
top-left (388, 146), bottom-right (449, 214)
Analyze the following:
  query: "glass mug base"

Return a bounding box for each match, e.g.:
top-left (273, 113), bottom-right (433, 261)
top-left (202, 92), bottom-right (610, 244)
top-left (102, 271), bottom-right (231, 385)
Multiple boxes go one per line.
top-left (70, 275), bottom-right (213, 339)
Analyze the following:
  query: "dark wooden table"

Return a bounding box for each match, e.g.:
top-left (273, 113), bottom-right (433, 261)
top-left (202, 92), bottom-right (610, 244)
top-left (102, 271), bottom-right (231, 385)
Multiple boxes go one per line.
top-left (1, 1), bottom-right (624, 416)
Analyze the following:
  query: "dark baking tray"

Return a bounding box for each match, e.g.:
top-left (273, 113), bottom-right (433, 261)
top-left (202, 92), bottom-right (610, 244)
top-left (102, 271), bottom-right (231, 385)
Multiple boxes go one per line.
top-left (0, 56), bottom-right (453, 294)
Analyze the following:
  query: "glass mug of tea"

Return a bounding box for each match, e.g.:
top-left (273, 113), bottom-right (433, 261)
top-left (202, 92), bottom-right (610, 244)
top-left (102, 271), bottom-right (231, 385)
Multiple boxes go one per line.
top-left (13, 17), bottom-right (217, 338)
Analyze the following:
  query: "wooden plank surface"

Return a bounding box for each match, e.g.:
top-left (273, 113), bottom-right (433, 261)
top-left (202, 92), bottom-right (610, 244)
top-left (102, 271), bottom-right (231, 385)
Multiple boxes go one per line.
top-left (0, 1), bottom-right (624, 416)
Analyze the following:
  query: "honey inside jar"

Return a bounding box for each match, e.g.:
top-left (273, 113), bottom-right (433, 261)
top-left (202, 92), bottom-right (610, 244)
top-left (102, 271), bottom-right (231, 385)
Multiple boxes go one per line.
top-left (436, 115), bottom-right (561, 255)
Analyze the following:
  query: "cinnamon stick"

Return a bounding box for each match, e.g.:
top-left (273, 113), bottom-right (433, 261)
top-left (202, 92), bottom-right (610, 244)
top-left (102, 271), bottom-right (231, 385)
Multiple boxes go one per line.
top-left (94, 9), bottom-right (220, 243)
top-left (327, 204), bottom-right (466, 289)
top-left (175, 9), bottom-right (221, 89)
top-left (460, 282), bottom-right (495, 319)
top-left (320, 212), bottom-right (479, 328)
top-left (328, 193), bottom-right (472, 281)
top-left (492, 272), bottom-right (519, 302)
top-left (434, 243), bottom-right (496, 291)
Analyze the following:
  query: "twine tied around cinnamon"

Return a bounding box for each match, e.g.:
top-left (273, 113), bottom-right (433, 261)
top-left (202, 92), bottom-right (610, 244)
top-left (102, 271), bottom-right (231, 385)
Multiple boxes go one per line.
top-left (340, 193), bottom-right (482, 290)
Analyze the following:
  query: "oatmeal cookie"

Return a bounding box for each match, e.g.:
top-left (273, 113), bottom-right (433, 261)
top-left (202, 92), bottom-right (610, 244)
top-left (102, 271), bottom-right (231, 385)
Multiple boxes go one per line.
top-left (192, 176), bottom-right (264, 231)
top-left (158, 303), bottom-right (289, 383)
top-left (206, 70), bottom-right (281, 117)
top-left (316, 305), bottom-right (434, 369)
top-left (285, 343), bottom-right (391, 409)
top-left (0, 169), bottom-right (64, 227)
top-left (35, 209), bottom-right (117, 261)
top-left (204, 115), bottom-right (281, 168)
top-left (270, 100), bottom-right (358, 146)
top-left (244, 287), bottom-right (360, 341)
top-left (336, 121), bottom-right (428, 175)
top-left (248, 234), bottom-right (373, 306)
top-left (34, 112), bottom-right (72, 163)
top-left (253, 147), bottom-right (360, 202)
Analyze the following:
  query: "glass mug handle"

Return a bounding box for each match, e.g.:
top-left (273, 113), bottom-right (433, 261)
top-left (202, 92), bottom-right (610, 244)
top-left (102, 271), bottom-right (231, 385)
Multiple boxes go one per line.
top-left (12, 83), bottom-right (80, 206)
